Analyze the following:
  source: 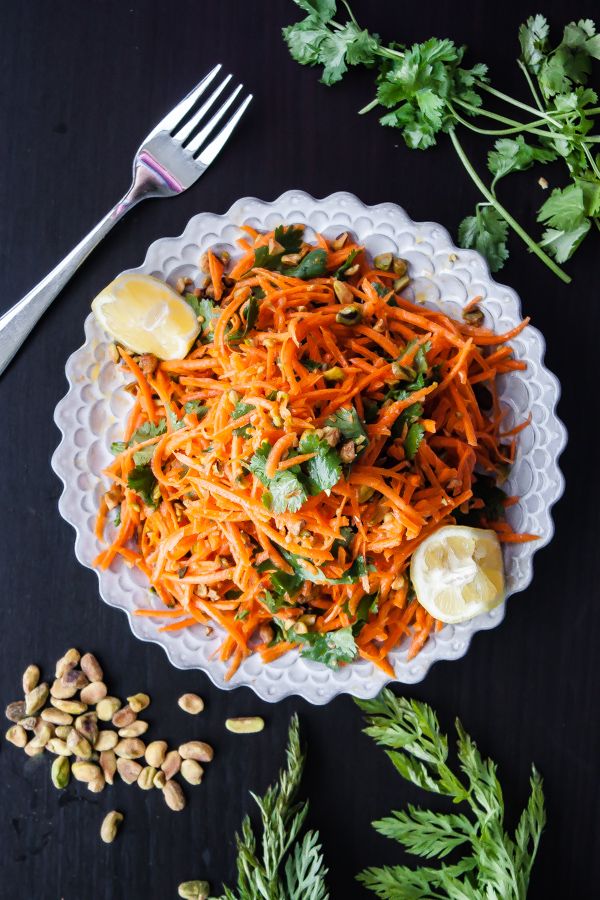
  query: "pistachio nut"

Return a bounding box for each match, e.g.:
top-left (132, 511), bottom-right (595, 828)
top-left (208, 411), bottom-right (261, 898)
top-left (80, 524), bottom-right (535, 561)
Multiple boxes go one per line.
top-left (118, 720), bottom-right (148, 739)
top-left (177, 881), bottom-right (210, 900)
top-left (67, 729), bottom-right (92, 760)
top-left (225, 717), bottom-right (265, 735)
top-left (153, 770), bottom-right (166, 789)
top-left (393, 275), bottom-right (410, 293)
top-left (5, 724), bottom-right (27, 748)
top-left (178, 741), bottom-right (213, 763)
top-left (55, 648), bottom-right (80, 679)
top-left (75, 712), bottom-right (98, 746)
top-left (161, 749), bottom-right (181, 780)
top-left (100, 810), bottom-right (123, 844)
top-left (87, 776), bottom-right (105, 794)
top-left (180, 759), bottom-right (203, 786)
top-left (46, 738), bottom-right (72, 756)
top-left (373, 252), bottom-right (393, 271)
top-left (177, 694), bottom-right (204, 716)
top-left (22, 664), bottom-right (40, 694)
top-left (393, 256), bottom-right (408, 276)
top-left (24, 739), bottom-right (45, 757)
top-left (100, 749), bottom-right (117, 785)
top-left (41, 708), bottom-right (73, 726)
top-left (96, 697), bottom-right (121, 722)
top-left (50, 698), bottom-right (87, 715)
top-left (333, 279), bottom-right (354, 304)
top-left (79, 681), bottom-right (107, 705)
top-left (116, 758), bottom-right (142, 784)
top-left (50, 677), bottom-right (79, 700)
top-left (51, 756), bottom-right (70, 789)
top-left (55, 726), bottom-right (72, 740)
top-left (163, 780), bottom-right (186, 812)
top-left (5, 701), bottom-right (26, 723)
top-left (114, 738), bottom-right (145, 760)
top-left (112, 705), bottom-right (136, 729)
top-left (145, 740), bottom-right (167, 768)
top-left (127, 693), bottom-right (150, 713)
top-left (25, 683), bottom-right (49, 716)
top-left (335, 303), bottom-right (362, 326)
top-left (19, 716), bottom-right (39, 732)
top-left (137, 766), bottom-right (157, 790)
top-left (80, 652), bottom-right (103, 682)
top-left (94, 730), bottom-right (118, 751)
top-left (33, 721), bottom-right (54, 746)
top-left (71, 761), bottom-right (102, 783)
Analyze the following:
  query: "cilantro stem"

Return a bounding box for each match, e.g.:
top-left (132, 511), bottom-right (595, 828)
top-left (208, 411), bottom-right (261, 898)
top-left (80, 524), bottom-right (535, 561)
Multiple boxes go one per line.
top-left (583, 143), bottom-right (600, 180)
top-left (517, 59), bottom-right (545, 112)
top-left (449, 128), bottom-right (571, 284)
top-left (475, 80), bottom-right (562, 127)
top-left (454, 99), bottom-right (565, 140)
top-left (359, 97), bottom-right (379, 115)
top-left (450, 103), bottom-right (558, 138)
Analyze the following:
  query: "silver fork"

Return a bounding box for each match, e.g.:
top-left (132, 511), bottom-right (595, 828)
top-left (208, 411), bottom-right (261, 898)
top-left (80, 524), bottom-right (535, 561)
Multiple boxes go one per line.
top-left (0, 64), bottom-right (252, 376)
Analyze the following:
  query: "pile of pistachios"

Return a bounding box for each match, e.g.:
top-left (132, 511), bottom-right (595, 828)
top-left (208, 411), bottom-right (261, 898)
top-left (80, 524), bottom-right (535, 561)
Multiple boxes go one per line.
top-left (4, 649), bottom-right (214, 823)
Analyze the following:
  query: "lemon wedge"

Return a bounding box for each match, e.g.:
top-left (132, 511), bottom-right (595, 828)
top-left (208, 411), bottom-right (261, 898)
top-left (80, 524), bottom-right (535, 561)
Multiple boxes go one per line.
top-left (91, 273), bottom-right (201, 360)
top-left (410, 525), bottom-right (504, 624)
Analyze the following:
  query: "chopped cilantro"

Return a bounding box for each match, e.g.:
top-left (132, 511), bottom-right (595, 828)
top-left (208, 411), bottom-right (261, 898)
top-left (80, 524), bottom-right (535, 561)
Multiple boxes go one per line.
top-left (324, 405), bottom-right (369, 448)
top-left (334, 247), bottom-right (360, 279)
top-left (184, 294), bottom-right (219, 343)
top-left (283, 249), bottom-right (327, 279)
top-left (228, 295), bottom-right (260, 343)
top-left (298, 431), bottom-right (342, 494)
top-left (269, 470), bottom-right (308, 514)
top-left (184, 400), bottom-right (209, 418)
top-left (127, 464), bottom-right (159, 507)
top-left (293, 626), bottom-right (358, 668)
top-left (404, 422), bottom-right (426, 460)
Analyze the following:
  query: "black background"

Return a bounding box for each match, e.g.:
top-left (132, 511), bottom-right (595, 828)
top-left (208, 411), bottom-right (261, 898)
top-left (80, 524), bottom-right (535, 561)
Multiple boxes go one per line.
top-left (1, 2), bottom-right (599, 898)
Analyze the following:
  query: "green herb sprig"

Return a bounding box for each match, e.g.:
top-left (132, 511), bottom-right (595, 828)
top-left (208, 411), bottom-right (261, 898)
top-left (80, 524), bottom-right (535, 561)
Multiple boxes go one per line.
top-left (207, 715), bottom-right (329, 900)
top-left (355, 690), bottom-right (546, 899)
top-left (283, 1), bottom-right (600, 282)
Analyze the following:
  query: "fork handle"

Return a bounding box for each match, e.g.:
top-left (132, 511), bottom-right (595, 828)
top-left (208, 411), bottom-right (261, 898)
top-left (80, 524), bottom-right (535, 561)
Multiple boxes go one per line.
top-left (0, 169), bottom-right (156, 376)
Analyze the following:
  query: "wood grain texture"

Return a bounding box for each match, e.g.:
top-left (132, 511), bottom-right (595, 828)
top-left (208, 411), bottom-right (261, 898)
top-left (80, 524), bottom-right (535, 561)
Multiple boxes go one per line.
top-left (0, 1), bottom-right (598, 897)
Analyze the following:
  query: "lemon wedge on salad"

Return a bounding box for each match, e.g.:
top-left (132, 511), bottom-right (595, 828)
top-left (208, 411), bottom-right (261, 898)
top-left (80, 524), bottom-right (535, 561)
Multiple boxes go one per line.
top-left (91, 273), bottom-right (201, 360)
top-left (410, 525), bottom-right (504, 624)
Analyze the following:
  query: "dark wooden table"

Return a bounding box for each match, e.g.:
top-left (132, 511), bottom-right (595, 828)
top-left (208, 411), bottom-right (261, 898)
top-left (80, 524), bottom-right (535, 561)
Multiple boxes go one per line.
top-left (1, 2), bottom-right (598, 897)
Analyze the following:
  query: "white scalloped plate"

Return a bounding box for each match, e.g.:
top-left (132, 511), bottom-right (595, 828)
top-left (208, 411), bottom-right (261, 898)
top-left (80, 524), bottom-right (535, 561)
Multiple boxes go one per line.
top-left (51, 191), bottom-right (566, 704)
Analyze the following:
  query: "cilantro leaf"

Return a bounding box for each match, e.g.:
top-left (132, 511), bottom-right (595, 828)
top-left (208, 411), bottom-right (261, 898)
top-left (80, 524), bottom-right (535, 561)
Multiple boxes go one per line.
top-left (537, 183), bottom-right (587, 230)
top-left (488, 136), bottom-right (556, 186)
top-left (519, 14), bottom-right (550, 74)
top-left (248, 441), bottom-right (272, 485)
top-left (253, 225), bottom-right (304, 270)
top-left (404, 422), bottom-right (425, 460)
top-left (183, 400), bottom-right (208, 418)
top-left (324, 406), bottom-right (369, 448)
top-left (298, 431), bottom-right (342, 494)
top-left (269, 471), bottom-right (308, 514)
top-left (130, 419), bottom-right (167, 444)
top-left (110, 441), bottom-right (128, 455)
top-left (283, 249), bottom-right (328, 279)
top-left (132, 445), bottom-right (156, 466)
top-left (293, 626), bottom-right (357, 668)
top-left (458, 206), bottom-right (509, 272)
top-left (334, 247), bottom-right (360, 279)
top-left (232, 401), bottom-right (254, 419)
top-left (293, 0), bottom-right (336, 20)
top-left (227, 295), bottom-right (259, 343)
top-left (127, 464), bottom-right (158, 507)
top-left (280, 548), bottom-right (371, 585)
top-left (539, 219), bottom-right (591, 262)
top-left (184, 294), bottom-right (219, 342)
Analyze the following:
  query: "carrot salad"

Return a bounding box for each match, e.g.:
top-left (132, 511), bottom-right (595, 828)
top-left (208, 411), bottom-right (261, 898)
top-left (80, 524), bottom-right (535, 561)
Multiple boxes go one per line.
top-left (94, 224), bottom-right (532, 679)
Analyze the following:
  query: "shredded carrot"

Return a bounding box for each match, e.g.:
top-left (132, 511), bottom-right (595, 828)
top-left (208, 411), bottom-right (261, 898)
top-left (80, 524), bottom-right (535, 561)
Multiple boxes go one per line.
top-left (95, 223), bottom-right (531, 679)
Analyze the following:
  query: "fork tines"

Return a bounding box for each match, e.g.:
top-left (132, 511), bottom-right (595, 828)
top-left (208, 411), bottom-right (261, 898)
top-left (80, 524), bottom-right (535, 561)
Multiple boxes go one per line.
top-left (155, 64), bottom-right (252, 164)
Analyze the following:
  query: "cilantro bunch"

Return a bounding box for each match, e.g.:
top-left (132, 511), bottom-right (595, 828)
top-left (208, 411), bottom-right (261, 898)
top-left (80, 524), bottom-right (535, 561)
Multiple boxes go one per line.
top-left (283, 2), bottom-right (600, 282)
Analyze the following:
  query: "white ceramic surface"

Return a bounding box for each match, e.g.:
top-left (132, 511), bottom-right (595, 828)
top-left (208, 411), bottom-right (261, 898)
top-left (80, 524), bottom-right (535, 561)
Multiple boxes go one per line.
top-left (52, 191), bottom-right (567, 704)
